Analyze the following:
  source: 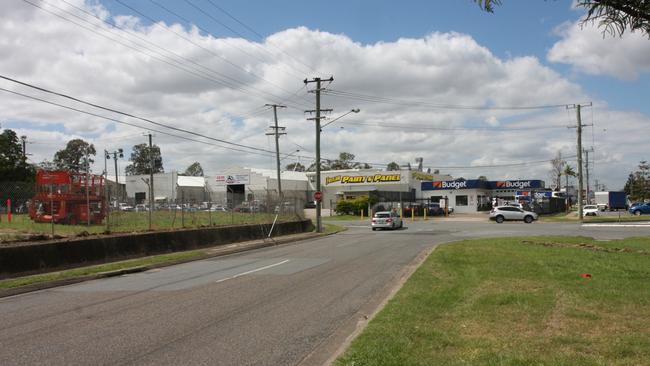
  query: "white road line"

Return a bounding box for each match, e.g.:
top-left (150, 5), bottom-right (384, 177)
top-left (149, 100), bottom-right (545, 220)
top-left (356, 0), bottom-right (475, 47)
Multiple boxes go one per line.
top-left (215, 259), bottom-right (290, 283)
top-left (582, 223), bottom-right (650, 228)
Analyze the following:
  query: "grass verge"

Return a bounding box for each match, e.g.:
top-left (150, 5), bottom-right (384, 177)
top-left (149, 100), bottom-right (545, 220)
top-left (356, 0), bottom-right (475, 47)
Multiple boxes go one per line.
top-left (0, 250), bottom-right (206, 290)
top-left (323, 223), bottom-right (348, 235)
top-left (541, 212), bottom-right (650, 223)
top-left (336, 236), bottom-right (650, 366)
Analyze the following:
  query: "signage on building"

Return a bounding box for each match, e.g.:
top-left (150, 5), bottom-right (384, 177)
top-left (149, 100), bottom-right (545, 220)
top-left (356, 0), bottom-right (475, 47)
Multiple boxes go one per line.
top-left (421, 179), bottom-right (488, 191)
top-left (534, 191), bottom-right (553, 198)
top-left (489, 180), bottom-right (544, 189)
top-left (325, 173), bottom-right (401, 185)
top-left (215, 174), bottom-right (250, 185)
top-left (411, 171), bottom-right (434, 181)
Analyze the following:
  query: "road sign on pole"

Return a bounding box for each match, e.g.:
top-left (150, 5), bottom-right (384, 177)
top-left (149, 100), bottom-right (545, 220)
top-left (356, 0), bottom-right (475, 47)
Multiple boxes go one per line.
top-left (314, 191), bottom-right (322, 202)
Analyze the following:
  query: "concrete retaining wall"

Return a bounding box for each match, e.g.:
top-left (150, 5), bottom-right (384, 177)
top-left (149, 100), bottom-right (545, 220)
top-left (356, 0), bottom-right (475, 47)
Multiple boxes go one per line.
top-left (0, 220), bottom-right (313, 279)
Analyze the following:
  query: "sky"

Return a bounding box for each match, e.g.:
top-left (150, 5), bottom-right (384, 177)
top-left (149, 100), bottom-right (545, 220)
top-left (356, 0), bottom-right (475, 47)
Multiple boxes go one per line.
top-left (1, 0), bottom-right (649, 190)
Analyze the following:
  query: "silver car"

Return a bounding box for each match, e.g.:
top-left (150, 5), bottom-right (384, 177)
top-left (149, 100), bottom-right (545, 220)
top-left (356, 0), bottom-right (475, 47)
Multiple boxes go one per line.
top-left (371, 211), bottom-right (403, 230)
top-left (490, 206), bottom-right (538, 223)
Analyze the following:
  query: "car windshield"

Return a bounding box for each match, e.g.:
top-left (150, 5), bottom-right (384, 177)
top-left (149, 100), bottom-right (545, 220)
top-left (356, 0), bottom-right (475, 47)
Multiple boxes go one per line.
top-left (375, 213), bottom-right (390, 218)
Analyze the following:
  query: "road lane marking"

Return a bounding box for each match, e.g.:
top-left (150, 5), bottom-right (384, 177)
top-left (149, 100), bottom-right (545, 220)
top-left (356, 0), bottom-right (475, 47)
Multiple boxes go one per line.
top-left (582, 223), bottom-right (650, 228)
top-left (215, 259), bottom-right (290, 283)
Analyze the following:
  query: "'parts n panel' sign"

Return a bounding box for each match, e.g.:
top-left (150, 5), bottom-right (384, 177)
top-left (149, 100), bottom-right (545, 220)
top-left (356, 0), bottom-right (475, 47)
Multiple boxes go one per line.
top-left (325, 173), bottom-right (401, 185)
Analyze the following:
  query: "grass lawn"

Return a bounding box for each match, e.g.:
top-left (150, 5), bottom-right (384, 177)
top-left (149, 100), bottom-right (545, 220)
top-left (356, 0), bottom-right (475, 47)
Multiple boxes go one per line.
top-left (0, 211), bottom-right (303, 241)
top-left (541, 212), bottom-right (650, 223)
top-left (336, 236), bottom-right (650, 366)
top-left (323, 223), bottom-right (348, 235)
top-left (0, 249), bottom-right (207, 290)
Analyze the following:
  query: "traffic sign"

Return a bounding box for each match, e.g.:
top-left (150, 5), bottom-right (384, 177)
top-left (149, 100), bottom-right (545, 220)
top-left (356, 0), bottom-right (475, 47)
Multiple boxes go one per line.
top-left (314, 191), bottom-right (322, 201)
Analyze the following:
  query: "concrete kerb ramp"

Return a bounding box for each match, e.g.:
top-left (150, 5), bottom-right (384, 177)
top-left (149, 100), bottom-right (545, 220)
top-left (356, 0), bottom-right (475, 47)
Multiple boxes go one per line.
top-left (0, 219), bottom-right (313, 279)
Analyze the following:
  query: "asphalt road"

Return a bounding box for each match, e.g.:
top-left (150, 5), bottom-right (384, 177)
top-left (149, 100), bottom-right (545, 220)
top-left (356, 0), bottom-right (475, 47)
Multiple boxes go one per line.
top-left (1, 219), bottom-right (648, 366)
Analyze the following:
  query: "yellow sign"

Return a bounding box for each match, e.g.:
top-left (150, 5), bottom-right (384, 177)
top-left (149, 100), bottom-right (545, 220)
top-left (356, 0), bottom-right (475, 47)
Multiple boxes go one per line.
top-left (325, 174), bottom-right (401, 185)
top-left (412, 171), bottom-right (434, 181)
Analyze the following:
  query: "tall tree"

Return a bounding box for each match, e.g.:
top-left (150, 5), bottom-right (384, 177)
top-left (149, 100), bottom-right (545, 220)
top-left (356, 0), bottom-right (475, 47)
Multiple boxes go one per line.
top-left (183, 162), bottom-right (204, 176)
top-left (124, 143), bottom-right (163, 175)
top-left (386, 162), bottom-right (400, 171)
top-left (549, 152), bottom-right (566, 191)
top-left (563, 164), bottom-right (576, 190)
top-left (53, 138), bottom-right (95, 172)
top-left (285, 162), bottom-right (305, 172)
top-left (475, 0), bottom-right (650, 38)
top-left (0, 129), bottom-right (33, 181)
top-left (330, 152), bottom-right (357, 170)
top-left (623, 160), bottom-right (650, 201)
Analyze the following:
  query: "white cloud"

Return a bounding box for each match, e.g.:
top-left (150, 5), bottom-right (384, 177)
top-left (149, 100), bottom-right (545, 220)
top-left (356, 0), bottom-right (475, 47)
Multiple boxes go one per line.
top-left (0, 1), bottom-right (647, 190)
top-left (548, 21), bottom-right (650, 80)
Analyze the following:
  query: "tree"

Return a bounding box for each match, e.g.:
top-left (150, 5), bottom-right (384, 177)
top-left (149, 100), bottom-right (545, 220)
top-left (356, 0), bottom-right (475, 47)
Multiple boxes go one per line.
top-left (124, 143), bottom-right (164, 175)
top-left (625, 160), bottom-right (650, 201)
top-left (386, 162), bottom-right (400, 171)
top-left (329, 152), bottom-right (372, 170)
top-left (53, 139), bottom-right (95, 172)
top-left (307, 159), bottom-right (332, 172)
top-left (474, 0), bottom-right (650, 38)
top-left (286, 162), bottom-right (305, 172)
top-left (183, 162), bottom-right (204, 176)
top-left (549, 152), bottom-right (566, 191)
top-left (563, 164), bottom-right (576, 191)
top-left (0, 129), bottom-right (33, 181)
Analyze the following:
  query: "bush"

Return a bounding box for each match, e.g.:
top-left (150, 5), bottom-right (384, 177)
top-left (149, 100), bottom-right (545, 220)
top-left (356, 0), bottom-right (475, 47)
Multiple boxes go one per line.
top-left (335, 196), bottom-right (378, 216)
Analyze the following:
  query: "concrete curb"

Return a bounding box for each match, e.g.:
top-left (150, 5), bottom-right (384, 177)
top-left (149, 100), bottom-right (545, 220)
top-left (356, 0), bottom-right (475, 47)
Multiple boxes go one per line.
top-left (0, 231), bottom-right (331, 299)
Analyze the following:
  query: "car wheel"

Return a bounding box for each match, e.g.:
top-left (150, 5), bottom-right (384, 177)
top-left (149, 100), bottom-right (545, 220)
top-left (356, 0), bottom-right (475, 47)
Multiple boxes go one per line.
top-left (524, 215), bottom-right (533, 224)
top-left (634, 210), bottom-right (641, 216)
top-left (495, 215), bottom-right (504, 223)
top-left (372, 227), bottom-right (377, 231)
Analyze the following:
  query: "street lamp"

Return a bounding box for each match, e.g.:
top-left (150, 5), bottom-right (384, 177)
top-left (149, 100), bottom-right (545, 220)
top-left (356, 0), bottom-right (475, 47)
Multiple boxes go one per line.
top-left (321, 109), bottom-right (360, 130)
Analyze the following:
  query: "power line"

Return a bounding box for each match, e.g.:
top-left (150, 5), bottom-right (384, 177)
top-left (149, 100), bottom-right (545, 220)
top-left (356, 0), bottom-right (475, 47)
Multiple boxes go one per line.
top-left (120, 0), bottom-right (312, 108)
top-left (0, 87), bottom-right (283, 158)
top-left (0, 75), bottom-right (284, 156)
top-left (337, 120), bottom-right (573, 132)
top-left (323, 89), bottom-right (582, 111)
top-left (45, 0), bottom-right (310, 110)
top-left (202, 0), bottom-right (322, 76)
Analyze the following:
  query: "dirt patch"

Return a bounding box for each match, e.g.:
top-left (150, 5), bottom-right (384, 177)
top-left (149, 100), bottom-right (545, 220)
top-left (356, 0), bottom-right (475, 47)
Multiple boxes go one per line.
top-left (520, 240), bottom-right (650, 256)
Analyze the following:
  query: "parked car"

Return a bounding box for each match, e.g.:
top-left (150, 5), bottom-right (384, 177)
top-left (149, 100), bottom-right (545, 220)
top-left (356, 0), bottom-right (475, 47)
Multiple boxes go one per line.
top-left (134, 204), bottom-right (148, 212)
top-left (207, 205), bottom-right (228, 212)
top-left (583, 205), bottom-right (599, 216)
top-left (489, 206), bottom-right (538, 223)
top-left (304, 200), bottom-right (316, 209)
top-left (629, 202), bottom-right (650, 216)
top-left (118, 203), bottom-right (134, 212)
top-left (371, 211), bottom-right (403, 231)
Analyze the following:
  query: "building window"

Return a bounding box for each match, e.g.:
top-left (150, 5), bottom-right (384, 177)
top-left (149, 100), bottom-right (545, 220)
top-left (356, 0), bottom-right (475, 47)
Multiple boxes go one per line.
top-left (430, 196), bottom-right (442, 203)
top-left (456, 195), bottom-right (468, 206)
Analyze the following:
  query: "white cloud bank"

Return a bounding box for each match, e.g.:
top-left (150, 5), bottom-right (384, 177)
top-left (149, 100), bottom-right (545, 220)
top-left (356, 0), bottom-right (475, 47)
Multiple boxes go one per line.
top-left (548, 21), bottom-right (650, 80)
top-left (1, 0), bottom-right (648, 189)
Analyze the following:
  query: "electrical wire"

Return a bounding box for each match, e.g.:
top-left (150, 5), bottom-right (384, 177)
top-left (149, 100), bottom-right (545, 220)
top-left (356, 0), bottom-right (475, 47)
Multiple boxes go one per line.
top-left (323, 89), bottom-right (578, 111)
top-left (202, 0), bottom-right (323, 76)
top-left (336, 120), bottom-right (573, 132)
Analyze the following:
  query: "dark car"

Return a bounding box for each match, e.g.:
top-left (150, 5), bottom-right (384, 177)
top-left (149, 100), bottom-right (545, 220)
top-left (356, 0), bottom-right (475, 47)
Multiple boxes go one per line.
top-left (629, 202), bottom-right (650, 216)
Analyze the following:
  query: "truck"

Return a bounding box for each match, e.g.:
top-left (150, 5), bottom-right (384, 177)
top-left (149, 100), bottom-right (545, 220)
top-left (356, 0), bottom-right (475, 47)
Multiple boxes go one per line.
top-left (594, 191), bottom-right (627, 211)
top-left (28, 170), bottom-right (106, 225)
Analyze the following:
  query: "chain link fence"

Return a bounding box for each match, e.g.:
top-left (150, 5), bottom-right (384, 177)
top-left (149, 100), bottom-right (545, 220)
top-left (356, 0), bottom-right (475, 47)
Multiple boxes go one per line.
top-left (0, 180), bottom-right (307, 243)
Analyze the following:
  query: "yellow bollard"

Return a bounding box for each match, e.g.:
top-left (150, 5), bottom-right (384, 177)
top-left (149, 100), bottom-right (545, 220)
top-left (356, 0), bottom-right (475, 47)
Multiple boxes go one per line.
top-left (411, 207), bottom-right (415, 222)
top-left (424, 207), bottom-right (427, 221)
top-left (360, 209), bottom-right (364, 220)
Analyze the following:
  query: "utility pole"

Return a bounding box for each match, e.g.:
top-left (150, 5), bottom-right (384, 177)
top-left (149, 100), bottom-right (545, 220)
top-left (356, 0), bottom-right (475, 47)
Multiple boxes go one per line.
top-left (104, 150), bottom-right (110, 231)
top-left (20, 135), bottom-right (27, 159)
top-left (265, 104), bottom-right (287, 204)
top-left (305, 76), bottom-right (334, 233)
top-left (584, 147), bottom-right (594, 204)
top-left (85, 146), bottom-right (90, 227)
top-left (148, 133), bottom-right (154, 230)
top-left (567, 103), bottom-right (592, 222)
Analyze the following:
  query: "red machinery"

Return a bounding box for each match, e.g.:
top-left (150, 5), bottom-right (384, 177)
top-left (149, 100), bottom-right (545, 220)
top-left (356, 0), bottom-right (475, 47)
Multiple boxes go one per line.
top-left (28, 170), bottom-right (106, 225)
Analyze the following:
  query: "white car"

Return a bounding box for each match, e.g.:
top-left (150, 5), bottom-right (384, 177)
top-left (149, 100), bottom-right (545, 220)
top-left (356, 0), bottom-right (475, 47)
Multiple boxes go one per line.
top-left (489, 206), bottom-right (538, 223)
top-left (371, 211), bottom-right (403, 231)
top-left (583, 205), bottom-right (599, 216)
